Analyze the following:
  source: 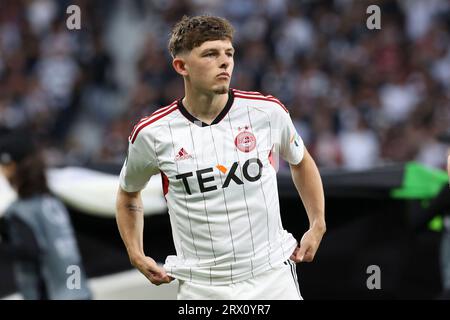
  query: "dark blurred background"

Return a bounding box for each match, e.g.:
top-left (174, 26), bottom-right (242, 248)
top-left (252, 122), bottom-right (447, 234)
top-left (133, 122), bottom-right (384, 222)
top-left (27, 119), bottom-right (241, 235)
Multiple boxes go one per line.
top-left (1, 0), bottom-right (449, 169)
top-left (0, 0), bottom-right (449, 299)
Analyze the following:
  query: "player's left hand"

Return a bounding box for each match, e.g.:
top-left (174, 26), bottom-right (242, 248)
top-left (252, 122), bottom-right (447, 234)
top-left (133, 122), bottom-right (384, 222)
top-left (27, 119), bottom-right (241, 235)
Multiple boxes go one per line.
top-left (290, 224), bottom-right (325, 263)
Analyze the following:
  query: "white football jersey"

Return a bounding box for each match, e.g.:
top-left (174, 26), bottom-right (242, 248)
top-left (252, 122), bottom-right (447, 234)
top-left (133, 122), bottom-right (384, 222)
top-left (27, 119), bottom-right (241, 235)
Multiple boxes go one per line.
top-left (119, 89), bottom-right (305, 285)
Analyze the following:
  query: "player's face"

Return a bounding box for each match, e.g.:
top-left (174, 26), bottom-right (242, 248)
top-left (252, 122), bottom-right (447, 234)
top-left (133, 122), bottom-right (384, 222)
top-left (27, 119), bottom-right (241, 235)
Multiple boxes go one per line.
top-left (185, 39), bottom-right (234, 94)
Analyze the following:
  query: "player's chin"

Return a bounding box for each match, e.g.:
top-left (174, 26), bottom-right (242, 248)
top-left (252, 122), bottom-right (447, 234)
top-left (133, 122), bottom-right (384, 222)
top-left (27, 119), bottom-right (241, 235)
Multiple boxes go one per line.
top-left (212, 84), bottom-right (229, 95)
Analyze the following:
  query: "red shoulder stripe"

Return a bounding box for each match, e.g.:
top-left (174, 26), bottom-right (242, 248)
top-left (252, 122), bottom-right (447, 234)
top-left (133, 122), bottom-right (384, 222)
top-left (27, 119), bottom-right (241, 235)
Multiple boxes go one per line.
top-left (129, 101), bottom-right (177, 140)
top-left (130, 105), bottom-right (178, 143)
top-left (233, 93), bottom-right (289, 113)
top-left (232, 89), bottom-right (264, 96)
top-left (266, 95), bottom-right (285, 106)
top-left (150, 101), bottom-right (178, 117)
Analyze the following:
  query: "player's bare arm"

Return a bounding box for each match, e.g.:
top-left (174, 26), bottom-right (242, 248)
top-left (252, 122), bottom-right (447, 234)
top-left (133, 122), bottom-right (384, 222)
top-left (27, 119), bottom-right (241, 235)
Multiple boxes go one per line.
top-left (289, 149), bottom-right (326, 263)
top-left (116, 187), bottom-right (173, 285)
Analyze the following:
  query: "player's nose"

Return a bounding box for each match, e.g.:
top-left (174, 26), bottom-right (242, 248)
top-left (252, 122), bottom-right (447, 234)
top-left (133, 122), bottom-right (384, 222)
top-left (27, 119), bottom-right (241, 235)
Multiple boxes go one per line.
top-left (219, 52), bottom-right (231, 69)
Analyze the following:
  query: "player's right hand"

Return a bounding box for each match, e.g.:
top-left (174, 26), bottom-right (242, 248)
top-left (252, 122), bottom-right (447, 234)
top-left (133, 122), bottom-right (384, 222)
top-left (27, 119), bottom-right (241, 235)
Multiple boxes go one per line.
top-left (132, 255), bottom-right (174, 285)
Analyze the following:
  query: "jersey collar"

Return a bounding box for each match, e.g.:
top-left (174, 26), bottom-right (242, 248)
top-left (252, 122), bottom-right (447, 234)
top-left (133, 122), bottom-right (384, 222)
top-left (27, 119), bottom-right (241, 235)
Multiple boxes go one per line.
top-left (177, 90), bottom-right (234, 127)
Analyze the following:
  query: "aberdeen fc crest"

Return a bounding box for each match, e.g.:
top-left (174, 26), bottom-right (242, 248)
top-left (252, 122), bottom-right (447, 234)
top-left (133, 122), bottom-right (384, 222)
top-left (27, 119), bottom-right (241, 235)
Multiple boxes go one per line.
top-left (234, 126), bottom-right (256, 153)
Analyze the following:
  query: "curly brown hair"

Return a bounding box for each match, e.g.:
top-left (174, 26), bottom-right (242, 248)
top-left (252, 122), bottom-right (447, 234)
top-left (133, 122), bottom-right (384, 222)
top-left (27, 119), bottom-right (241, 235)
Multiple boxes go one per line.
top-left (168, 15), bottom-right (234, 57)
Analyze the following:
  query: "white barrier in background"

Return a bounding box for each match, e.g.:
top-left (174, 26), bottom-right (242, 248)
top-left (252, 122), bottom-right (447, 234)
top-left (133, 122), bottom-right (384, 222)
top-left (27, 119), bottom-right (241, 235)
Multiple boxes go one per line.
top-left (1, 268), bottom-right (179, 300)
top-left (0, 173), bottom-right (16, 216)
top-left (0, 167), bottom-right (167, 218)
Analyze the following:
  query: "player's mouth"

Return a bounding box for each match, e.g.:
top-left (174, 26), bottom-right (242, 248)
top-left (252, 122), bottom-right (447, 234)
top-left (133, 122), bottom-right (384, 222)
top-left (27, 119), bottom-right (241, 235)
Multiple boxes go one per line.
top-left (217, 72), bottom-right (230, 79)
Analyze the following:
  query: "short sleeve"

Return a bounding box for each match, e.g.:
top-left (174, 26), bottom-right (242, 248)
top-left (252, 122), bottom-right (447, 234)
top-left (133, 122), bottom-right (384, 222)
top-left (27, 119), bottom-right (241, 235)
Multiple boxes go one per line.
top-left (273, 107), bottom-right (304, 165)
top-left (119, 132), bottom-right (160, 192)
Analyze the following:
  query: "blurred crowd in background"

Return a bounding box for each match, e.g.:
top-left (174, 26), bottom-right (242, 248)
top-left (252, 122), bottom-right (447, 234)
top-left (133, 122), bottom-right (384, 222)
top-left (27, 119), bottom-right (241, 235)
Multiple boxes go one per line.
top-left (0, 0), bottom-right (449, 171)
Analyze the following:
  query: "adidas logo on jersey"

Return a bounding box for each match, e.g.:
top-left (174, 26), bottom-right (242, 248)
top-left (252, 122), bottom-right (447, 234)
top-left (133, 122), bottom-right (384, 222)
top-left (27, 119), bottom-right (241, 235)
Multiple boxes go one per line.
top-left (175, 148), bottom-right (193, 161)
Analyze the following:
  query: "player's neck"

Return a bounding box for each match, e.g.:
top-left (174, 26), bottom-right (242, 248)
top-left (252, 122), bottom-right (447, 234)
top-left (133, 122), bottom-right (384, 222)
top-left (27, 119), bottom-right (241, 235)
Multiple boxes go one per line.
top-left (182, 86), bottom-right (229, 125)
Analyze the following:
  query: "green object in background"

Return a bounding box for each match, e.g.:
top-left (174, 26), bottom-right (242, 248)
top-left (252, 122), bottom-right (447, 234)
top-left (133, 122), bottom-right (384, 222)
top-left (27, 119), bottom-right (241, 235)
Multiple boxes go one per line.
top-left (429, 215), bottom-right (443, 232)
top-left (391, 161), bottom-right (448, 200)
top-left (391, 161), bottom-right (449, 232)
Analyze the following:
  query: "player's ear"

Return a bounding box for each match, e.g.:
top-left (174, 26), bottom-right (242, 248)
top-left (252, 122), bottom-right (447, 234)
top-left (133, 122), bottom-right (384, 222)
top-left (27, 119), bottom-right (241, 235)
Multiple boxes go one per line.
top-left (172, 56), bottom-right (188, 76)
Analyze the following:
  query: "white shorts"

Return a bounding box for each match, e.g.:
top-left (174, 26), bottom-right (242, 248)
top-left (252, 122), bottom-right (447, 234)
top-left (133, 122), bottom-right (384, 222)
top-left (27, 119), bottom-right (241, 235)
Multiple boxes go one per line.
top-left (177, 260), bottom-right (302, 300)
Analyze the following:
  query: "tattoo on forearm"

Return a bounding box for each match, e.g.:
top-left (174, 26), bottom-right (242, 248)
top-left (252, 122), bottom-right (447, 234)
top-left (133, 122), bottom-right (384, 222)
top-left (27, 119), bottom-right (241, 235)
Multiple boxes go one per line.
top-left (125, 203), bottom-right (143, 214)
